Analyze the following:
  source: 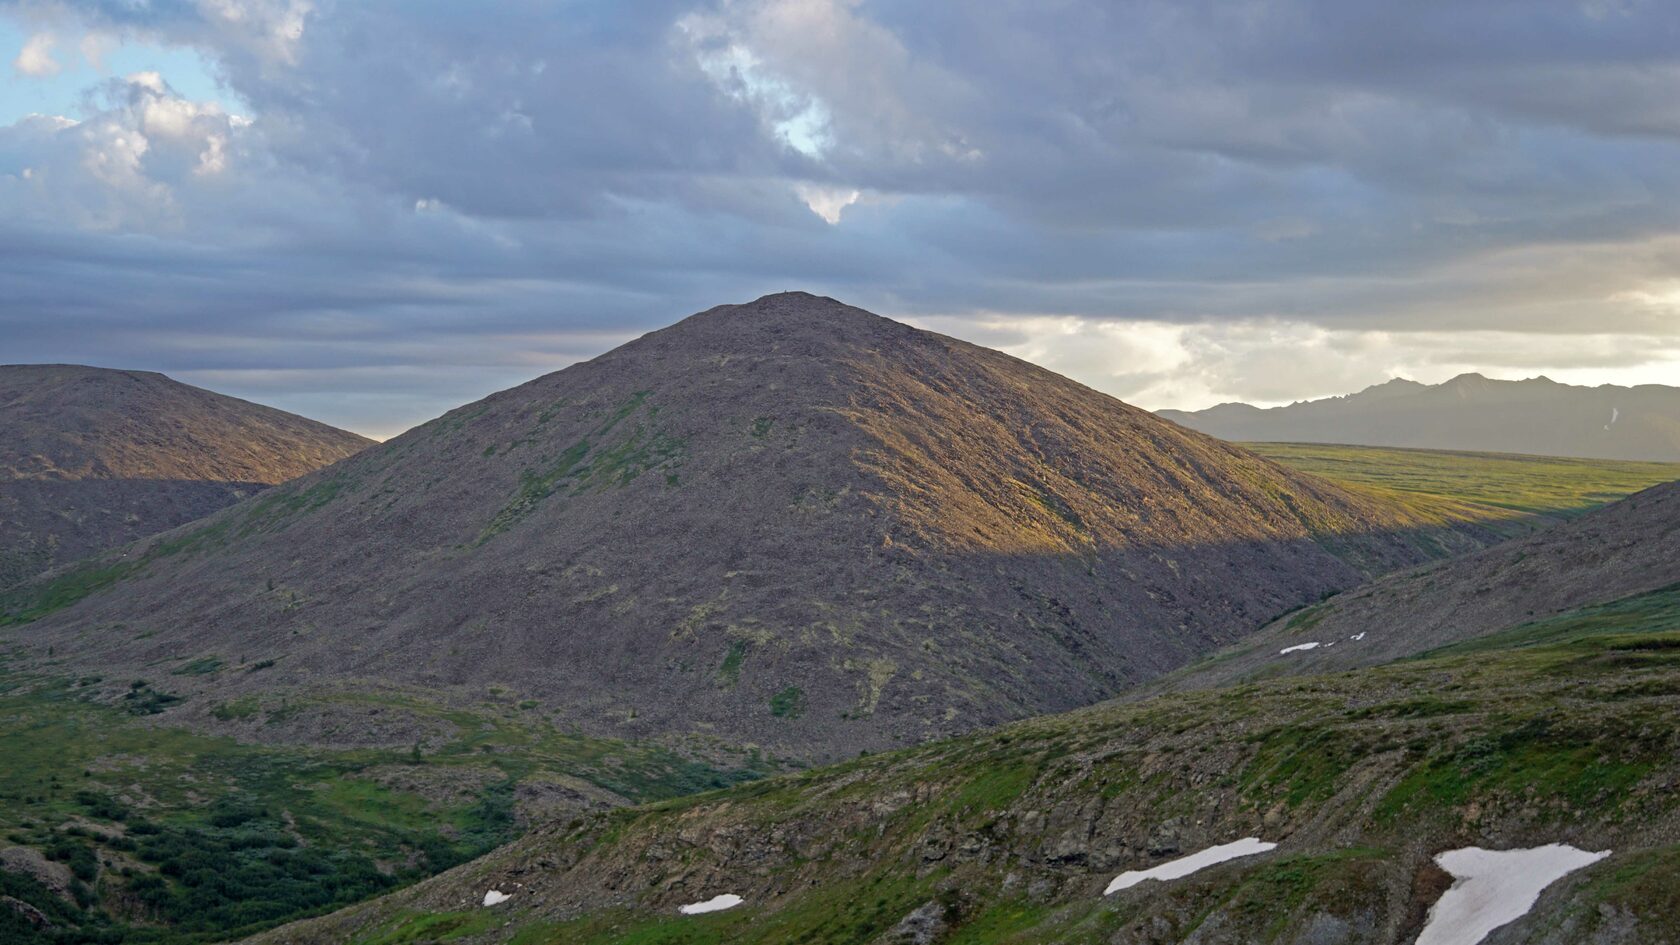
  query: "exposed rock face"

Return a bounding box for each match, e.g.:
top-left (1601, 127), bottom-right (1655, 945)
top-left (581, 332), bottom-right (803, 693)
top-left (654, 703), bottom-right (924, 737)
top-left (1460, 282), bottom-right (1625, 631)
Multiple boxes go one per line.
top-left (0, 846), bottom-right (74, 901)
top-left (1158, 373), bottom-right (1680, 462)
top-left (0, 364), bottom-right (372, 587)
top-left (7, 294), bottom-right (1498, 759)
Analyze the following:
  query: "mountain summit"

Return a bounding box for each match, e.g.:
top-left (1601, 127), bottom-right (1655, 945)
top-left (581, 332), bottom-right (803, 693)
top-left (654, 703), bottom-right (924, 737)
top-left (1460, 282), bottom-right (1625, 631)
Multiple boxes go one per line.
top-left (6, 294), bottom-right (1498, 757)
top-left (1159, 374), bottom-right (1680, 461)
top-left (0, 365), bottom-right (373, 588)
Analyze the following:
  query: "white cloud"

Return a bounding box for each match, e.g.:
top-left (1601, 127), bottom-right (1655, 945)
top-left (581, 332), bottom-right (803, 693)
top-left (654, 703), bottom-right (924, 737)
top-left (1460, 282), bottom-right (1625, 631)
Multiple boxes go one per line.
top-left (3, 0), bottom-right (1680, 435)
top-left (78, 31), bottom-right (114, 71)
top-left (677, 14), bottom-right (835, 160)
top-left (194, 0), bottom-right (314, 64)
top-left (3, 73), bottom-right (251, 230)
top-left (794, 183), bottom-right (859, 224)
top-left (912, 312), bottom-right (1680, 411)
top-left (13, 31), bottom-right (61, 76)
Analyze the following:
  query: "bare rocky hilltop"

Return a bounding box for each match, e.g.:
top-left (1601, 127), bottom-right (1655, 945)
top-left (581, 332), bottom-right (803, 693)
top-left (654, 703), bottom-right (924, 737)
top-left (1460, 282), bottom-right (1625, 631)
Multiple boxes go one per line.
top-left (4, 294), bottom-right (1505, 760)
top-left (1159, 373), bottom-right (1680, 462)
top-left (0, 365), bottom-right (373, 588)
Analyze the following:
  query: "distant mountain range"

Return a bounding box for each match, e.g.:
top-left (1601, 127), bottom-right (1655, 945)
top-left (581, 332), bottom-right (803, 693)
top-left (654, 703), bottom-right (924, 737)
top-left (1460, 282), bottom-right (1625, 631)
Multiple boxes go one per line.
top-left (0, 365), bottom-right (372, 588)
top-left (1158, 374), bottom-right (1680, 461)
top-left (1, 294), bottom-right (1502, 762)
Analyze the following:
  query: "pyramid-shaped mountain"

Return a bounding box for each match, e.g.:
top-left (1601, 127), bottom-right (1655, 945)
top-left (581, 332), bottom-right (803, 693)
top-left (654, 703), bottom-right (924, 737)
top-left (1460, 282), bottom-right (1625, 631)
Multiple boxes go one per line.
top-left (5, 294), bottom-right (1499, 758)
top-left (1, 364), bottom-right (373, 588)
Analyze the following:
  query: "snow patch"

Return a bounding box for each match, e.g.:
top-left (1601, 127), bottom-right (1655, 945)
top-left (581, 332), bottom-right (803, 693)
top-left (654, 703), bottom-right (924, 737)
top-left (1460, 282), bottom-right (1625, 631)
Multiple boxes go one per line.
top-left (1279, 642), bottom-right (1320, 654)
top-left (1350, 632), bottom-right (1366, 641)
top-left (1605, 406), bottom-right (1620, 430)
top-left (482, 889), bottom-right (511, 906)
top-left (1104, 838), bottom-right (1277, 894)
top-left (1416, 844), bottom-right (1609, 945)
top-left (679, 893), bottom-right (744, 915)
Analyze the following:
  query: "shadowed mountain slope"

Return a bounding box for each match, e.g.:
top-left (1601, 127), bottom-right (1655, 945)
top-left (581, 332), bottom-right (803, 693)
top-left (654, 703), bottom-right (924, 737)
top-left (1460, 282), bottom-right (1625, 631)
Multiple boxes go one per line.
top-left (1161, 477), bottom-right (1680, 691)
top-left (1159, 374), bottom-right (1680, 462)
top-left (3, 294), bottom-right (1502, 760)
top-left (0, 365), bottom-right (373, 588)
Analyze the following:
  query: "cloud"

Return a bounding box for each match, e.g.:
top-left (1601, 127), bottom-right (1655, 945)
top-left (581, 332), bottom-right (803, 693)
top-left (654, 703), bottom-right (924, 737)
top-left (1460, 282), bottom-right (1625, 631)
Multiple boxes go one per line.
top-left (13, 30), bottom-right (60, 75)
top-left (913, 312), bottom-right (1680, 410)
top-left (0, 0), bottom-right (1677, 435)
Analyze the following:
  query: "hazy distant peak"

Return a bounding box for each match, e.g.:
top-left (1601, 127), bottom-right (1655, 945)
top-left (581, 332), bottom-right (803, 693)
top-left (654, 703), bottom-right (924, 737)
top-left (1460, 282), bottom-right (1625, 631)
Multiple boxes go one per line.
top-left (1158, 373), bottom-right (1680, 462)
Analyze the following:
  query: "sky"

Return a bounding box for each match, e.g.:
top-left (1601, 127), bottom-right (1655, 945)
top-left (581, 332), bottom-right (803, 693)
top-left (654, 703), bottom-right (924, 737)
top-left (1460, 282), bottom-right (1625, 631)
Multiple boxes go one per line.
top-left (2, 0), bottom-right (1678, 439)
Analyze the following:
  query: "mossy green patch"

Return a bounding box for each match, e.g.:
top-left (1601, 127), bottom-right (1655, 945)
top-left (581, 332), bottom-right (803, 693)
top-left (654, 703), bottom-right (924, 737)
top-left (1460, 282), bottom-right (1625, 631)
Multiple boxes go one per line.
top-left (171, 656), bottom-right (224, 676)
top-left (769, 686), bottom-right (806, 718)
top-left (717, 641), bottom-right (748, 688)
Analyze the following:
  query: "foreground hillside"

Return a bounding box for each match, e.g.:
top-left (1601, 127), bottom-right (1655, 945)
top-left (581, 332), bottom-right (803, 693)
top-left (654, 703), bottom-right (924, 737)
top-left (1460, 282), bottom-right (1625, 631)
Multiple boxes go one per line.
top-left (0, 365), bottom-right (372, 588)
top-left (1164, 479), bottom-right (1680, 690)
top-left (1159, 374), bottom-right (1680, 462)
top-left (246, 583), bottom-right (1680, 944)
top-left (1, 294), bottom-right (1499, 762)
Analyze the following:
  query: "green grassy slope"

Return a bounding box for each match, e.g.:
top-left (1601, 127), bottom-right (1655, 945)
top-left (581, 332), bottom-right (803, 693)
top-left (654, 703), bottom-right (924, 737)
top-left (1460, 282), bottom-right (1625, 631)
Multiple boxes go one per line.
top-left (0, 662), bottom-right (775, 945)
top-left (247, 586), bottom-right (1680, 944)
top-left (1248, 442), bottom-right (1680, 536)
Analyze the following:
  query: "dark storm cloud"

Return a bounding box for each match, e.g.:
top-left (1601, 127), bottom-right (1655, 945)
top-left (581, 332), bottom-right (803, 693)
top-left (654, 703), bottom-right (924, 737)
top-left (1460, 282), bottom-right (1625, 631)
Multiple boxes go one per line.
top-left (2, 0), bottom-right (1678, 434)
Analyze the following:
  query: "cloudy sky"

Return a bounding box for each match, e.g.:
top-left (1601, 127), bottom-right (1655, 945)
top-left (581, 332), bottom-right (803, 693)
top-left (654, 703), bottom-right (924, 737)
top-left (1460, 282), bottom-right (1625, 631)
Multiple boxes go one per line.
top-left (3, 0), bottom-right (1678, 438)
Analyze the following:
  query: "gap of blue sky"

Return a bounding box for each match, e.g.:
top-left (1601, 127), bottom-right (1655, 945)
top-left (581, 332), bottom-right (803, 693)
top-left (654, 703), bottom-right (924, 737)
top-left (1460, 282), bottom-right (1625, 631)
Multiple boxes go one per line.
top-left (2, 14), bottom-right (241, 122)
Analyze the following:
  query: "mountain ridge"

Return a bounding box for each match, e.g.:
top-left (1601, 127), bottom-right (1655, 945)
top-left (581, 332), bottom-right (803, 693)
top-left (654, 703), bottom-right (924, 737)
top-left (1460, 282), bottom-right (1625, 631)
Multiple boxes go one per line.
top-left (1159, 373), bottom-right (1680, 462)
top-left (3, 293), bottom-right (1501, 761)
top-left (0, 364), bottom-right (373, 588)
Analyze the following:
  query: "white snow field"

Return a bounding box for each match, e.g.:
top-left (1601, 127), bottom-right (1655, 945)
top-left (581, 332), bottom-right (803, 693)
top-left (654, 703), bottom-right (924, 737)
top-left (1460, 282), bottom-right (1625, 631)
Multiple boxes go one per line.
top-left (679, 893), bottom-right (744, 915)
top-left (1279, 642), bottom-right (1321, 654)
top-left (1104, 838), bottom-right (1279, 895)
top-left (482, 889), bottom-right (511, 906)
top-left (1416, 844), bottom-right (1610, 945)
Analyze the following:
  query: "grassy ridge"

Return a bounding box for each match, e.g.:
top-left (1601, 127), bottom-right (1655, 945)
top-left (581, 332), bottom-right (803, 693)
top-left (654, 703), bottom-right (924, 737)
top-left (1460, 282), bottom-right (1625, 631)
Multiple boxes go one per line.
top-left (1249, 442), bottom-right (1680, 536)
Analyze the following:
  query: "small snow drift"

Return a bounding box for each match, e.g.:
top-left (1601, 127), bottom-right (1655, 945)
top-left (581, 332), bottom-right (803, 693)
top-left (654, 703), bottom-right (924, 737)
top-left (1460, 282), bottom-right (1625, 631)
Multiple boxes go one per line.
top-left (482, 889), bottom-right (511, 906)
top-left (1416, 844), bottom-right (1610, 945)
top-left (1104, 838), bottom-right (1278, 895)
top-left (1279, 642), bottom-right (1321, 654)
top-left (678, 893), bottom-right (744, 915)
top-left (1350, 632), bottom-right (1366, 641)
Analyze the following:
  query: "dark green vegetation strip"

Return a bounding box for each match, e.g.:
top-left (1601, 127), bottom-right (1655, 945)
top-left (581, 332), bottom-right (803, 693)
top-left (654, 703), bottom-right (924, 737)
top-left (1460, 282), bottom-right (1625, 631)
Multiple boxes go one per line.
top-left (0, 673), bottom-right (775, 944)
top-left (477, 391), bottom-right (685, 544)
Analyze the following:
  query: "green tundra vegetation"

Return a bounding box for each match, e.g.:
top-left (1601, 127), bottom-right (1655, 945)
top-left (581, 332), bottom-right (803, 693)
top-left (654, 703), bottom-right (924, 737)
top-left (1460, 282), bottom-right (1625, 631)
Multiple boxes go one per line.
top-left (1247, 442), bottom-right (1680, 536)
top-left (0, 663), bottom-right (773, 945)
top-left (272, 584), bottom-right (1680, 944)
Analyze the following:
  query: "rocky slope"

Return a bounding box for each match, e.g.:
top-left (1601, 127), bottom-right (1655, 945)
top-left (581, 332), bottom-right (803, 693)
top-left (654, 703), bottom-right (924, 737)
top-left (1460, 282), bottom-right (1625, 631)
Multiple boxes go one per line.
top-left (0, 364), bottom-right (373, 587)
top-left (1, 294), bottom-right (1499, 761)
top-left (245, 583), bottom-right (1680, 944)
top-left (1159, 374), bottom-right (1680, 462)
top-left (1159, 478), bottom-right (1679, 691)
